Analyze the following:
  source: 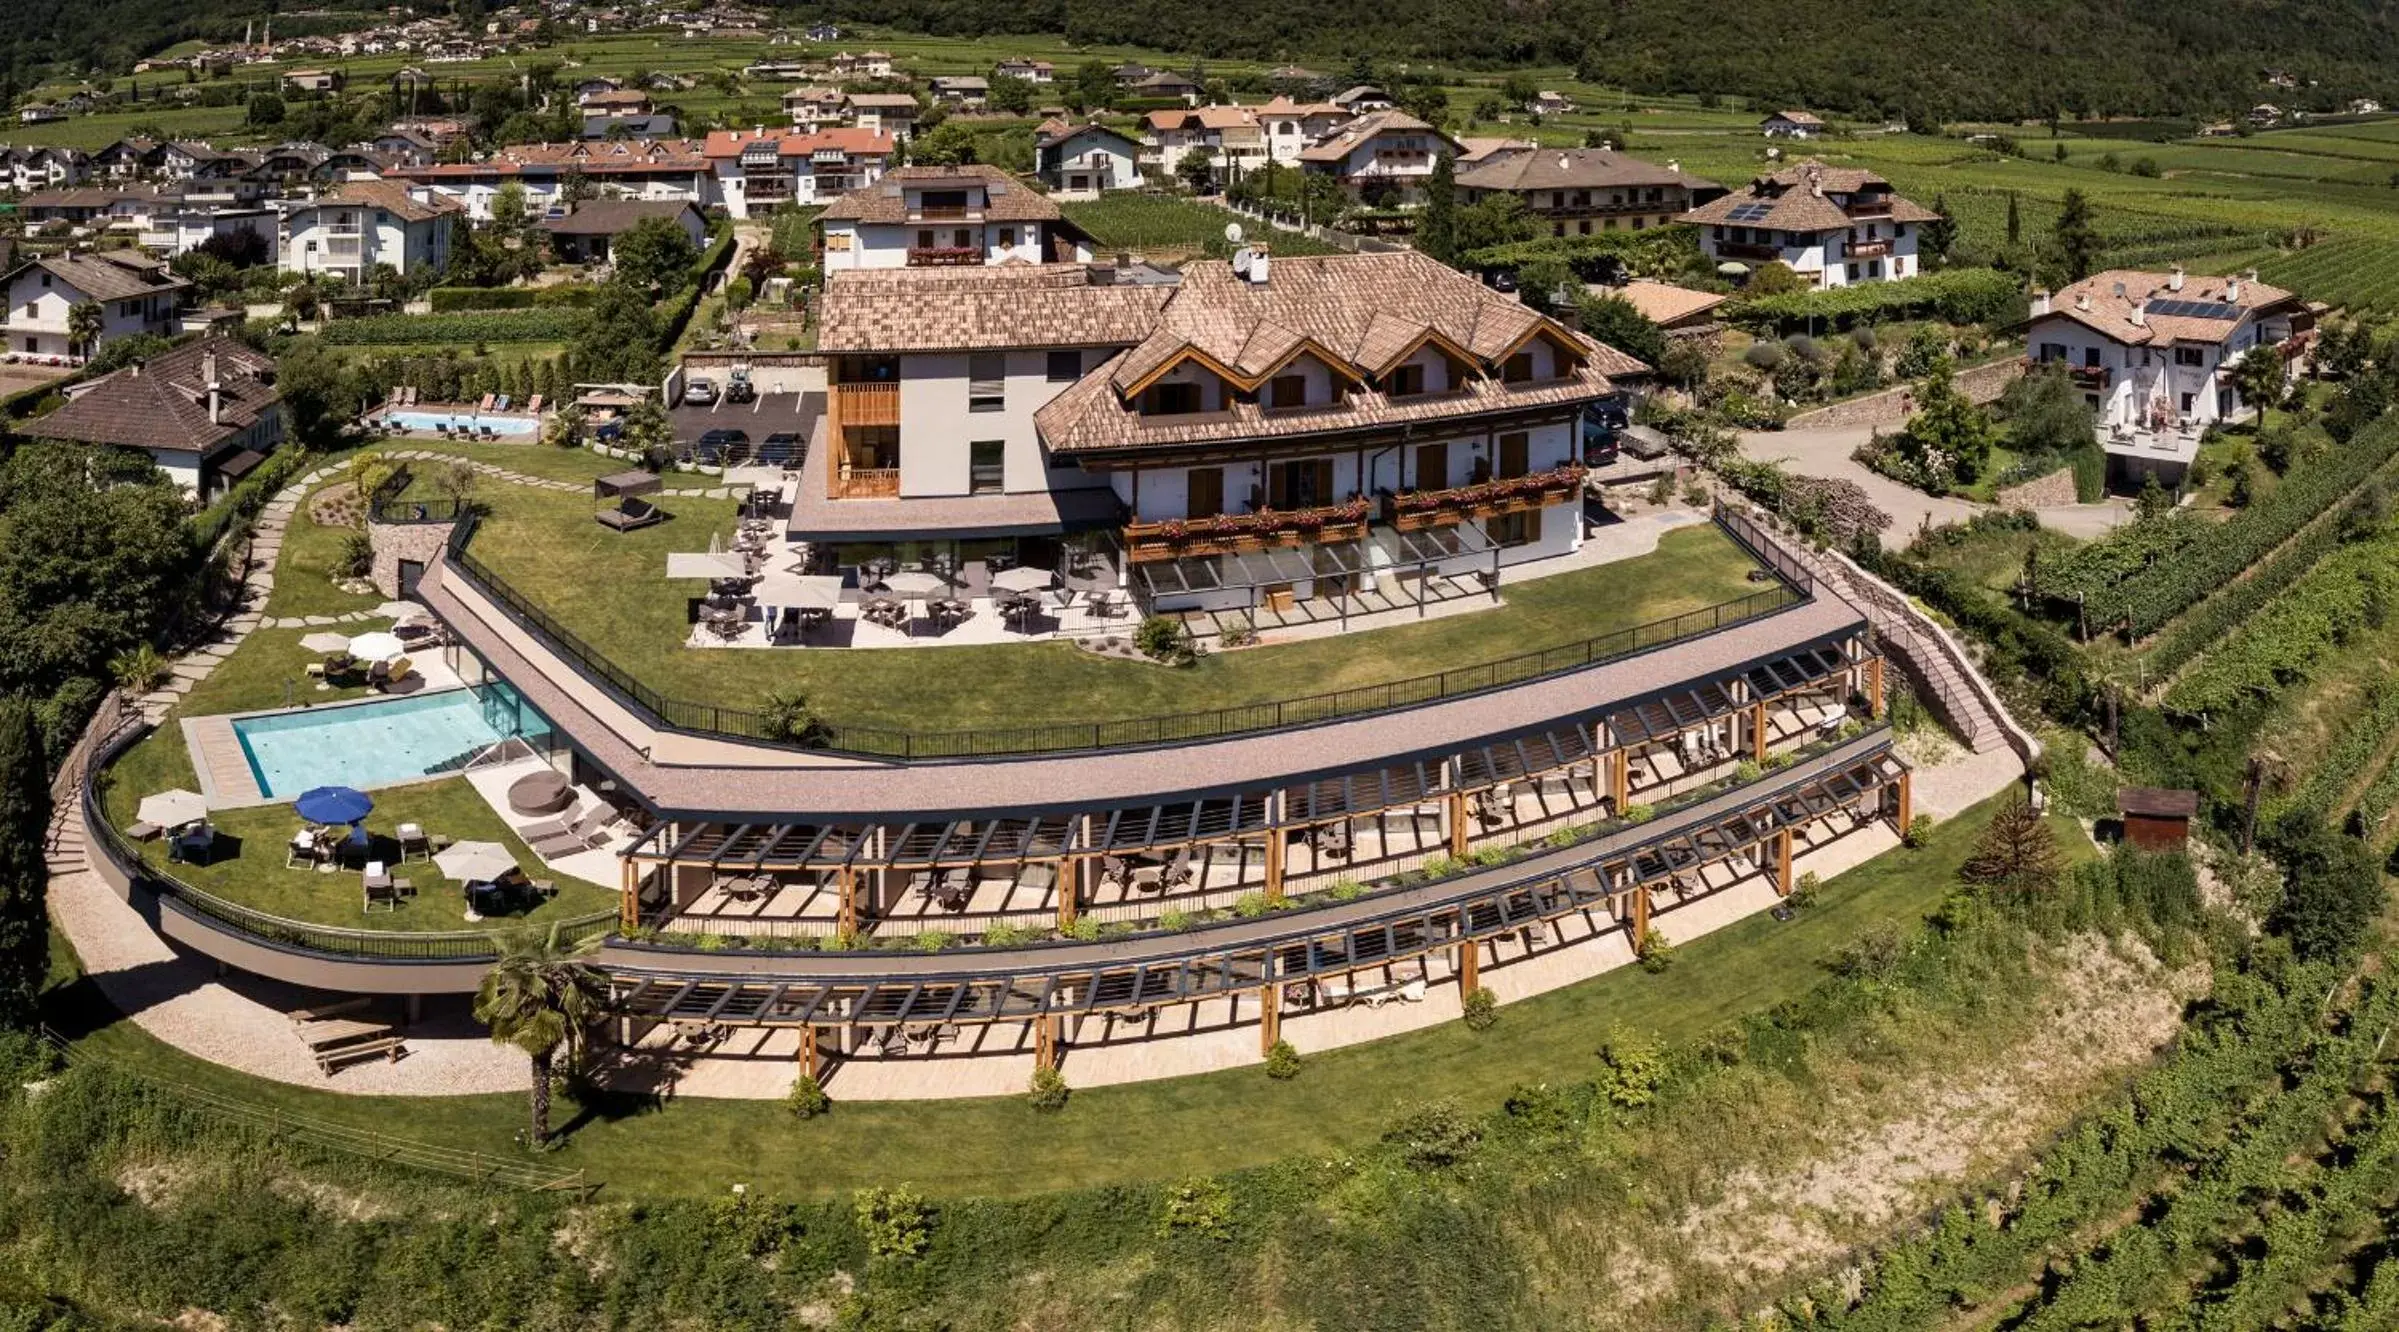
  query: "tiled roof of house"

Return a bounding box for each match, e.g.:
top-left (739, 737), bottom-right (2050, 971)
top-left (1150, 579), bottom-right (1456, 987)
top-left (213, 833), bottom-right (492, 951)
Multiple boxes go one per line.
top-left (844, 93), bottom-right (920, 110)
top-left (1254, 95), bottom-right (1347, 118)
top-left (1295, 109), bottom-right (1453, 163)
top-left (538, 199), bottom-right (702, 236)
top-left (817, 164), bottom-right (1062, 224)
top-left (1034, 119), bottom-right (1138, 149)
top-left (1455, 136), bottom-right (1535, 163)
top-left (1606, 279), bottom-right (1729, 327)
top-left (1144, 105), bottom-right (1260, 133)
top-left (12, 250), bottom-right (187, 302)
top-left (1036, 250), bottom-right (1643, 455)
top-left (396, 138), bottom-right (714, 178)
top-left (2037, 269), bottom-right (2297, 346)
top-left (1455, 147), bottom-right (1717, 195)
top-left (327, 178), bottom-right (461, 222)
top-left (702, 127), bottom-right (895, 159)
top-left (1766, 110), bottom-right (1825, 126)
top-left (1680, 160), bottom-right (1940, 231)
top-left (21, 337), bottom-right (275, 455)
top-left (818, 264), bottom-right (1173, 353)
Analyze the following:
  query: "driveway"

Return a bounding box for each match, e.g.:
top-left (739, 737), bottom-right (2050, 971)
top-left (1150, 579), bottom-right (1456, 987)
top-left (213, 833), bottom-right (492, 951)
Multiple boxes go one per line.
top-left (1738, 425), bottom-right (2134, 548)
top-left (669, 389), bottom-right (818, 452)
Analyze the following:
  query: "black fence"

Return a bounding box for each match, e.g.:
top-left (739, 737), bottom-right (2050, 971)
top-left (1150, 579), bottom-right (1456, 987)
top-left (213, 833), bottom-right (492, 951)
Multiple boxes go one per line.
top-left (445, 510), bottom-right (1811, 762)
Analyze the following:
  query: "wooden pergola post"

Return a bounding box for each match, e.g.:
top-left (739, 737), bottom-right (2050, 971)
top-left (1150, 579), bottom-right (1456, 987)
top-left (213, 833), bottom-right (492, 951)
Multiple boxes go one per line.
top-left (1630, 884), bottom-right (1651, 950)
top-left (800, 1025), bottom-right (821, 1081)
top-left (619, 857), bottom-right (639, 932)
top-left (1447, 789), bottom-right (1470, 858)
top-left (1750, 701), bottom-right (1769, 762)
top-left (1058, 856), bottom-right (1081, 930)
top-left (1264, 827), bottom-right (1287, 904)
top-left (1035, 1014), bottom-right (1060, 1072)
top-left (1896, 769), bottom-right (1914, 830)
top-left (1867, 656), bottom-right (1885, 718)
top-left (1775, 827), bottom-right (1794, 896)
top-left (837, 866), bottom-right (858, 937)
top-left (1457, 940), bottom-right (1480, 995)
top-left (1610, 747), bottom-right (1630, 810)
top-left (1259, 983), bottom-right (1281, 1054)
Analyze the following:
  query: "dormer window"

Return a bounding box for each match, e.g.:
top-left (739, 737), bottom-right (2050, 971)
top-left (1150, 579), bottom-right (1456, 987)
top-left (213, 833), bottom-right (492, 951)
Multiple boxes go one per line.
top-left (1141, 381), bottom-right (1203, 415)
top-left (1386, 364), bottom-right (1425, 398)
top-left (1268, 373), bottom-right (1308, 409)
top-left (1501, 352), bottom-right (1534, 384)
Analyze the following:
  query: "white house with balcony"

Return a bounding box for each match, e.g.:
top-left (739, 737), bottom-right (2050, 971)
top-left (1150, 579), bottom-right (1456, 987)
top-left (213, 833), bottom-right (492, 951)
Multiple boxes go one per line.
top-left (1033, 121), bottom-right (1141, 197)
top-left (1256, 97), bottom-right (1352, 166)
top-left (781, 85), bottom-right (848, 129)
top-left (2026, 267), bottom-right (2309, 490)
top-left (279, 180), bottom-right (459, 280)
top-left (1681, 162), bottom-right (1940, 289)
top-left (1142, 106), bottom-right (1268, 185)
top-left (816, 165), bottom-right (1095, 272)
top-left (2, 250), bottom-right (187, 360)
top-left (1296, 110), bottom-right (1460, 203)
top-left (705, 127), bottom-right (895, 218)
top-left (845, 93), bottom-right (919, 141)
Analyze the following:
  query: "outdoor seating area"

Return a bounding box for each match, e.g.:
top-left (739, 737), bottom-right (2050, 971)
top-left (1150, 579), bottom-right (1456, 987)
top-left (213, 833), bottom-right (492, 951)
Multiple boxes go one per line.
top-left (595, 471), bottom-right (666, 532)
top-left (673, 537), bottom-right (1139, 650)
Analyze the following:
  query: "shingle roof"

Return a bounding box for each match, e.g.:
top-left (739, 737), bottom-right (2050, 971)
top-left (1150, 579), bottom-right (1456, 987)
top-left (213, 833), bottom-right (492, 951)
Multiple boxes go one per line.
top-left (1037, 251), bottom-right (1644, 454)
top-left (14, 250), bottom-right (187, 303)
top-left (702, 127), bottom-right (895, 159)
top-left (1679, 160), bottom-right (1940, 232)
top-left (2037, 269), bottom-right (2296, 347)
top-left (1456, 147), bottom-right (1716, 195)
top-left (1296, 109), bottom-right (1452, 163)
top-left (1766, 110), bottom-right (1825, 126)
top-left (817, 264), bottom-right (1173, 354)
top-left (817, 164), bottom-right (1061, 224)
top-left (538, 199), bottom-right (702, 236)
top-left (1144, 105), bottom-right (1260, 133)
top-left (22, 337), bottom-right (276, 455)
top-left (844, 93), bottom-right (920, 110)
top-left (302, 178), bottom-right (461, 223)
top-left (396, 138), bottom-right (713, 179)
top-left (1606, 279), bottom-right (1729, 327)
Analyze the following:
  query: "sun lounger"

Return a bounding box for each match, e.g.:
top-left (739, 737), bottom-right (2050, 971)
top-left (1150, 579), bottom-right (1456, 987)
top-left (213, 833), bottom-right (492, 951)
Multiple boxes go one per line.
top-left (478, 393), bottom-right (495, 411)
top-left (525, 393), bottom-right (543, 415)
top-left (519, 808), bottom-right (580, 843)
top-left (495, 395), bottom-right (511, 412)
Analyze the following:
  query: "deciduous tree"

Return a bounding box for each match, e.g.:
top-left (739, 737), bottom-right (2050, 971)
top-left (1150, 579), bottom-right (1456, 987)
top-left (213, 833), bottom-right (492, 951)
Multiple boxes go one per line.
top-left (0, 697), bottom-right (48, 1029)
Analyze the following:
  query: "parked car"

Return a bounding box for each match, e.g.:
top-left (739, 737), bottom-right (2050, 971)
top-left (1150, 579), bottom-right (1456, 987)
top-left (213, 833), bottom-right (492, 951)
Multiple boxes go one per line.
top-left (1581, 400), bottom-right (1629, 465)
top-left (725, 368), bottom-right (757, 404)
top-left (683, 376), bottom-right (717, 406)
top-left (695, 427), bottom-right (750, 464)
top-left (760, 431), bottom-right (803, 466)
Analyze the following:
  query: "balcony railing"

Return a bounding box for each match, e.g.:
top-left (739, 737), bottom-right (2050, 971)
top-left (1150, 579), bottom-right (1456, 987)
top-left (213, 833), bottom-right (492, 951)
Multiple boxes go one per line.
top-left (1122, 500), bottom-right (1371, 562)
top-left (1845, 237), bottom-right (1892, 259)
top-left (833, 380), bottom-right (899, 427)
top-left (1844, 200), bottom-right (1894, 219)
top-left (836, 465), bottom-right (901, 498)
top-left (1383, 466), bottom-right (1586, 531)
top-left (912, 205), bottom-right (976, 221)
top-left (1714, 240), bottom-right (1782, 261)
top-left (2026, 356), bottom-right (2112, 389)
top-left (906, 245), bottom-right (984, 267)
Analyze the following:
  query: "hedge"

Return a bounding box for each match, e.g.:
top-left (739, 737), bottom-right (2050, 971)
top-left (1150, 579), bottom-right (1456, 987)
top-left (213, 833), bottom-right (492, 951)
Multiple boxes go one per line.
top-left (426, 285), bottom-right (604, 313)
top-left (1726, 267), bottom-right (2025, 334)
top-left (1461, 227), bottom-right (1700, 275)
top-left (317, 309), bottom-right (591, 345)
top-left (186, 445), bottom-right (311, 555)
top-left (658, 226), bottom-right (738, 355)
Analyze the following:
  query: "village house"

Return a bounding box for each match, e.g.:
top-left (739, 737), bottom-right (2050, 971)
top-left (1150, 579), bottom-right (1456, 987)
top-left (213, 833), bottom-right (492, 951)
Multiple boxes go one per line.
top-left (782, 85), bottom-right (848, 129)
top-left (703, 126), bottom-right (894, 217)
top-left (2025, 267), bottom-right (2310, 490)
top-left (20, 337), bottom-right (283, 499)
top-left (817, 164), bottom-right (1095, 272)
top-left (930, 76), bottom-right (990, 107)
top-left (3, 249), bottom-right (187, 360)
top-left (845, 93), bottom-right (921, 142)
top-left (1297, 109), bottom-right (1460, 203)
top-left (1256, 96), bottom-right (1351, 166)
top-left (831, 50), bottom-right (895, 79)
top-left (279, 179), bottom-right (460, 279)
top-left (1681, 161), bottom-right (1941, 288)
top-left (1457, 148), bottom-right (1720, 236)
top-left (580, 88), bottom-right (654, 115)
top-left (1331, 85), bottom-right (1395, 113)
top-left (1143, 106), bottom-right (1267, 184)
top-left (283, 68), bottom-right (341, 93)
top-left (1527, 90), bottom-right (1576, 116)
top-left (391, 138), bottom-right (718, 218)
top-left (1128, 71), bottom-right (1202, 104)
top-left (1760, 110), bottom-right (1825, 138)
top-left (994, 59), bottom-right (1054, 84)
top-left (538, 199), bottom-right (709, 264)
top-left (1034, 121), bottom-right (1143, 198)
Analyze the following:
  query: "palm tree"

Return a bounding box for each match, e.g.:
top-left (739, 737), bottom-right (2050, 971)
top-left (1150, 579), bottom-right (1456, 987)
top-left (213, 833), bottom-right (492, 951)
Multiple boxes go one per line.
top-left (474, 923), bottom-right (610, 1148)
top-left (65, 300), bottom-right (104, 361)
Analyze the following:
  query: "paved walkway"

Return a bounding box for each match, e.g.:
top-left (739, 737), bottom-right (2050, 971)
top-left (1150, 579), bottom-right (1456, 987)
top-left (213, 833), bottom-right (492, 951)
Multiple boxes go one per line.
top-left (1738, 426), bottom-right (2134, 548)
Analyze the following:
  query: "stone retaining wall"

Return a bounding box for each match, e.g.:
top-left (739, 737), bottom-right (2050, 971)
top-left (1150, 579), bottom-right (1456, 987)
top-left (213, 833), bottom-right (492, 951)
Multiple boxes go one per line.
top-left (368, 520), bottom-right (457, 599)
top-left (1783, 357), bottom-right (2025, 432)
top-left (1995, 466), bottom-right (2078, 509)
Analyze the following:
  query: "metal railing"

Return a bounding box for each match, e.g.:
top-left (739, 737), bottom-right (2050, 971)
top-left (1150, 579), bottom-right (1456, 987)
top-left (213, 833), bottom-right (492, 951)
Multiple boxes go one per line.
top-left (443, 510), bottom-right (1814, 761)
top-left (82, 722), bottom-right (614, 964)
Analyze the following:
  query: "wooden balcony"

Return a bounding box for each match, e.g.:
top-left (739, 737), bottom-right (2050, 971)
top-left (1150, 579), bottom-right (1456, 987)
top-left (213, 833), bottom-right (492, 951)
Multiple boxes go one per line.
top-left (834, 381), bottom-right (899, 427)
top-left (2025, 357), bottom-right (2112, 389)
top-left (1382, 467), bottom-right (1585, 532)
top-left (835, 466), bottom-right (901, 498)
top-left (1122, 502), bottom-right (1370, 563)
top-left (906, 245), bottom-right (984, 267)
top-left (1713, 240), bottom-right (1781, 262)
top-left (1845, 237), bottom-right (1892, 259)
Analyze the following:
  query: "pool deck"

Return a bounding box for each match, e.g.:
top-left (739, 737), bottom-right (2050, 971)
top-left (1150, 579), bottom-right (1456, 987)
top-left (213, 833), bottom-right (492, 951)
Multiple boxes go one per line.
top-left (181, 659), bottom-right (471, 811)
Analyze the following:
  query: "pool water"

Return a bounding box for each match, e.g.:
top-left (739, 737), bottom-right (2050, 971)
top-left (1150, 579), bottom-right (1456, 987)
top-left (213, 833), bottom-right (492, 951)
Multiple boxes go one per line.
top-left (234, 686), bottom-right (552, 797)
top-left (387, 410), bottom-right (540, 436)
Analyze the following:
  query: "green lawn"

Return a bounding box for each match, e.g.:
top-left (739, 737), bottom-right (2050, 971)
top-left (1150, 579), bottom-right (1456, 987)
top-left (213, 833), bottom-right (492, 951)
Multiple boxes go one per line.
top-left (1060, 194), bottom-right (1345, 258)
top-left (268, 482), bottom-right (384, 622)
top-left (465, 484), bottom-right (1770, 733)
top-left (47, 791), bottom-right (2074, 1200)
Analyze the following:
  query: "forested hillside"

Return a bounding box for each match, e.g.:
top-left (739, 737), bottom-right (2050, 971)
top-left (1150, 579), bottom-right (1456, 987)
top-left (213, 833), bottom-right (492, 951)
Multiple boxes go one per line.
top-left (807, 0), bottom-right (2399, 121)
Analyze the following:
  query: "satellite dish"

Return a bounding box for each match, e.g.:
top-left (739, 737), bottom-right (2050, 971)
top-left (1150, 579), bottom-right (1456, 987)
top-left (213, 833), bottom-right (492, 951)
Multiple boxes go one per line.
top-left (1223, 221), bottom-right (1244, 245)
top-left (1231, 246), bottom-right (1253, 275)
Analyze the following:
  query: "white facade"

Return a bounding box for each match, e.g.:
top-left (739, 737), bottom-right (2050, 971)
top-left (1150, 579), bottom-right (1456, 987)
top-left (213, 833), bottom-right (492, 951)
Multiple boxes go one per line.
top-left (2026, 303), bottom-right (2298, 432)
top-left (4, 267), bottom-right (180, 359)
top-left (281, 200), bottom-right (453, 278)
top-left (139, 208), bottom-right (278, 259)
top-left (1258, 105), bottom-right (1349, 166)
top-left (1696, 219), bottom-right (1922, 288)
top-left (888, 349), bottom-right (1099, 497)
top-left (1037, 128), bottom-right (1142, 197)
top-left (822, 217), bottom-right (1080, 272)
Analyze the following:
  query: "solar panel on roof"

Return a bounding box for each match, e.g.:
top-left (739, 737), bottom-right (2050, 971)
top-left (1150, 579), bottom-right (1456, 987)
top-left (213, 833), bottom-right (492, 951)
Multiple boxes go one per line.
top-left (2144, 298), bottom-right (2242, 321)
top-left (1725, 201), bottom-right (1774, 223)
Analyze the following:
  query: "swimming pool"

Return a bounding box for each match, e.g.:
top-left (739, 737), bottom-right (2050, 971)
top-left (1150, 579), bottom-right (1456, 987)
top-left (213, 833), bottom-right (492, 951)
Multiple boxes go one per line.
top-left (233, 686), bottom-right (553, 797)
top-left (386, 410), bottom-right (541, 437)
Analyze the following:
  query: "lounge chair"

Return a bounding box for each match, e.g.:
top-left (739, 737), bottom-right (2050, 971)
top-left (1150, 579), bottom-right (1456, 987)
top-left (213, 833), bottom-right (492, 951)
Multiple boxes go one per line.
top-left (286, 828), bottom-right (320, 868)
top-left (525, 393), bottom-right (543, 415)
top-left (403, 386), bottom-right (419, 406)
top-left (478, 393), bottom-right (496, 412)
top-left (387, 385), bottom-right (404, 409)
top-left (494, 395), bottom-right (511, 412)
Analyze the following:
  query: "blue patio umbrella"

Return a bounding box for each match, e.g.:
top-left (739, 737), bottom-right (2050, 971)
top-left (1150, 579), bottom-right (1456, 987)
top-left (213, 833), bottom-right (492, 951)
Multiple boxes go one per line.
top-left (293, 785), bottom-right (374, 827)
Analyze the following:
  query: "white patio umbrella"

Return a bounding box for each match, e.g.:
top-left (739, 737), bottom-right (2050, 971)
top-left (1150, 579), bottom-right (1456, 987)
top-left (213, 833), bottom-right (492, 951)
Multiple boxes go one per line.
top-left (666, 551), bottom-right (748, 580)
top-left (371, 600), bottom-right (425, 622)
top-left (752, 571), bottom-right (843, 610)
top-left (135, 788), bottom-right (208, 830)
top-left (990, 565), bottom-right (1056, 595)
top-left (346, 630), bottom-right (407, 662)
top-left (434, 839), bottom-right (518, 884)
top-left (883, 570), bottom-right (948, 599)
top-left (298, 630), bottom-right (352, 653)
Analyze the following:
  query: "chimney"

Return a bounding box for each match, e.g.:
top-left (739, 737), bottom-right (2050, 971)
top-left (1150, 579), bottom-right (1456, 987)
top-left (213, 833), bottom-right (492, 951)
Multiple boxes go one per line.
top-left (2226, 277), bottom-right (2241, 302)
top-left (2127, 306), bottom-right (2145, 328)
top-left (1667, 159), bottom-right (1680, 173)
top-left (2244, 267), bottom-right (2261, 284)
top-left (2076, 291), bottom-right (2092, 313)
top-left (1246, 243), bottom-right (1271, 285)
top-left (2111, 280), bottom-right (2126, 300)
top-left (203, 350), bottom-right (221, 424)
top-left (2029, 288), bottom-right (2051, 316)
top-left (2169, 265), bottom-right (2185, 292)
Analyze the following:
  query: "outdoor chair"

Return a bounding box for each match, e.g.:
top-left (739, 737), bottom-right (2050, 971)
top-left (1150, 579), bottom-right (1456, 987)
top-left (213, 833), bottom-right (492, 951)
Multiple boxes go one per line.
top-left (287, 829), bottom-right (320, 868)
top-left (396, 823), bottom-right (430, 862)
top-left (168, 823), bottom-right (216, 864)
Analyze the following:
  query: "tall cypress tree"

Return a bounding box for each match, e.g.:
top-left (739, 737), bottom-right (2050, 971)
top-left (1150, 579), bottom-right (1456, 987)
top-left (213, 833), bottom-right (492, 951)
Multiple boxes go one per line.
top-left (1419, 153), bottom-right (1459, 267)
top-left (0, 696), bottom-right (51, 1029)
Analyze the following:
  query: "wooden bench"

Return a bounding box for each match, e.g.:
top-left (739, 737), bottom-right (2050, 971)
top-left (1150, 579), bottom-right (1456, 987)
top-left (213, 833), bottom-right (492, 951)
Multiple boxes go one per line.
top-left (315, 1036), bottom-right (406, 1072)
top-left (287, 996), bottom-right (372, 1025)
top-left (299, 1017), bottom-right (392, 1051)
